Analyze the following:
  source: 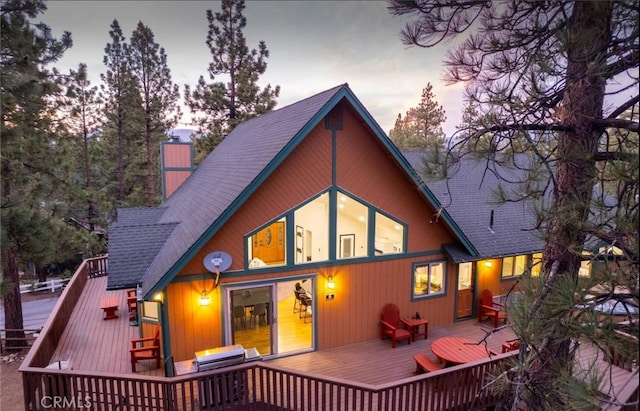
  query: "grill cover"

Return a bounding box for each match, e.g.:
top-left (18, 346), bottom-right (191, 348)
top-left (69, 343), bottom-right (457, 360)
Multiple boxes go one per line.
top-left (195, 344), bottom-right (245, 371)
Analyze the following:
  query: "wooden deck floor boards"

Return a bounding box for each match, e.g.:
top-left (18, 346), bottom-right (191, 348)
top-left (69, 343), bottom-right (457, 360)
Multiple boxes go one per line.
top-left (49, 275), bottom-right (633, 395)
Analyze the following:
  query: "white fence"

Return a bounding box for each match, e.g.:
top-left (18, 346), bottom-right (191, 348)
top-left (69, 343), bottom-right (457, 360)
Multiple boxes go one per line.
top-left (19, 278), bottom-right (70, 294)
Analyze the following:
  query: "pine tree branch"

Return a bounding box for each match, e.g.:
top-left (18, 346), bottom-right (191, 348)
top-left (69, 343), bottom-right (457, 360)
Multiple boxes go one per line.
top-left (592, 118), bottom-right (640, 133)
top-left (605, 50), bottom-right (640, 79)
top-left (593, 151), bottom-right (639, 162)
top-left (470, 123), bottom-right (572, 139)
top-left (607, 95), bottom-right (640, 120)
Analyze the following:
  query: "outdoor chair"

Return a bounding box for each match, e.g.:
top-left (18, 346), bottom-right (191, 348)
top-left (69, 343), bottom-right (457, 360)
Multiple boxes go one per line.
top-left (502, 339), bottom-right (521, 353)
top-left (478, 289), bottom-right (507, 328)
top-left (126, 289), bottom-right (138, 323)
top-left (380, 303), bottom-right (411, 348)
top-left (130, 326), bottom-right (161, 372)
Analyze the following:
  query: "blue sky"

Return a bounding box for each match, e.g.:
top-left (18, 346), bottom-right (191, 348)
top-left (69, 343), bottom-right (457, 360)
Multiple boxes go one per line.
top-left (42, 1), bottom-right (465, 135)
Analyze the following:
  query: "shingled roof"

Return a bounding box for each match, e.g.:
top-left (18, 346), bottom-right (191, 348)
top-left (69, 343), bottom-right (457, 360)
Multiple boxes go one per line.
top-left (107, 84), bottom-right (468, 296)
top-left (402, 152), bottom-right (547, 262)
top-left (107, 208), bottom-right (176, 289)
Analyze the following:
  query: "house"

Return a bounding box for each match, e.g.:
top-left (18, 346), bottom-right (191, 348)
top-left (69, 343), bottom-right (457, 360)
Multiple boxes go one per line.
top-left (107, 84), bottom-right (549, 375)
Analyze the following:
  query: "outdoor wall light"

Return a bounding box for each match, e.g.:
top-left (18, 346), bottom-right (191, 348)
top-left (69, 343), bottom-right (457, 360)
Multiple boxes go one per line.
top-left (153, 292), bottom-right (164, 303)
top-left (484, 260), bottom-right (493, 268)
top-left (199, 291), bottom-right (211, 307)
top-left (327, 275), bottom-right (335, 289)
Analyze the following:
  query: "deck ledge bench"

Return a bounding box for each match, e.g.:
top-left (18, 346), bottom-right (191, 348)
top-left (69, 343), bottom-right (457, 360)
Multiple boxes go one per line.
top-left (413, 353), bottom-right (443, 374)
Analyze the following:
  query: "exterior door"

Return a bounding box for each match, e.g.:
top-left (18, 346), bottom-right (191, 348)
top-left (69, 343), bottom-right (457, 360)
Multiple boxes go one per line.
top-left (456, 262), bottom-right (474, 319)
top-left (225, 278), bottom-right (314, 358)
top-left (229, 285), bottom-right (274, 356)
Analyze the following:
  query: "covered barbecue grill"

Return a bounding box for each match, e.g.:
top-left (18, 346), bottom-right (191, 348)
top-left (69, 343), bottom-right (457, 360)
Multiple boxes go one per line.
top-left (195, 344), bottom-right (246, 372)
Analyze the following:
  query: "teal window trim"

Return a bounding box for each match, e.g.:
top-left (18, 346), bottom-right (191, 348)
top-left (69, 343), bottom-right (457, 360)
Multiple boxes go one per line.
top-left (244, 187), bottom-right (408, 271)
top-left (411, 259), bottom-right (447, 301)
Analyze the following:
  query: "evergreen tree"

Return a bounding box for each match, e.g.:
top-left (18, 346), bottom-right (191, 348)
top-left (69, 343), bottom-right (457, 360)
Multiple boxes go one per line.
top-left (184, 0), bottom-right (280, 162)
top-left (129, 21), bottom-right (181, 206)
top-left (60, 63), bottom-right (103, 232)
top-left (1, 0), bottom-right (72, 347)
top-left (389, 1), bottom-right (639, 409)
top-left (100, 19), bottom-right (143, 211)
top-left (389, 83), bottom-right (446, 151)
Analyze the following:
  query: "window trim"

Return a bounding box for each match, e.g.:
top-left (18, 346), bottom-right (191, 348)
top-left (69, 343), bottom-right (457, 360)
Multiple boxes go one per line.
top-left (411, 259), bottom-right (447, 300)
top-left (244, 188), bottom-right (408, 270)
top-left (500, 255), bottom-right (527, 279)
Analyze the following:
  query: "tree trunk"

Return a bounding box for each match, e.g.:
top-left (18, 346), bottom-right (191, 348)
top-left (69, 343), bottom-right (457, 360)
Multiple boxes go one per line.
top-left (146, 119), bottom-right (154, 206)
top-left (1, 157), bottom-right (28, 348)
top-left (531, 1), bottom-right (613, 407)
top-left (2, 248), bottom-right (28, 350)
top-left (83, 118), bottom-right (96, 232)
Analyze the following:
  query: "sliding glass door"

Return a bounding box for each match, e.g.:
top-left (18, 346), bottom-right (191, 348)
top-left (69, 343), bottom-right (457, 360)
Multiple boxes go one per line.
top-left (225, 278), bottom-right (314, 358)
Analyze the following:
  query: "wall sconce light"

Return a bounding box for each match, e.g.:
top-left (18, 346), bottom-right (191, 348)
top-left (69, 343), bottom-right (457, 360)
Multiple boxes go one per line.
top-left (327, 275), bottom-right (335, 289)
top-left (484, 260), bottom-right (493, 268)
top-left (152, 292), bottom-right (164, 303)
top-left (199, 291), bottom-right (211, 306)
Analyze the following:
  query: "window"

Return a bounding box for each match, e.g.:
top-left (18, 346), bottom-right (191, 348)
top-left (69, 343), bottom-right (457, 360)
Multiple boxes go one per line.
top-left (413, 261), bottom-right (445, 298)
top-left (294, 193), bottom-right (329, 264)
top-left (530, 253), bottom-right (543, 277)
top-left (579, 252), bottom-right (592, 278)
top-left (578, 260), bottom-right (592, 278)
top-left (141, 301), bottom-right (159, 321)
top-left (336, 192), bottom-right (368, 259)
top-left (374, 212), bottom-right (404, 255)
top-left (501, 255), bottom-right (526, 278)
top-left (246, 190), bottom-right (406, 268)
top-left (247, 218), bottom-right (286, 268)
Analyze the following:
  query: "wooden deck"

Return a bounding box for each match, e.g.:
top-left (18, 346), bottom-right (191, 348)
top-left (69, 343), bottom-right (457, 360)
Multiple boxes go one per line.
top-left (23, 263), bottom-right (637, 410)
top-left (269, 320), bottom-right (517, 385)
top-left (49, 276), bottom-right (160, 376)
top-left (49, 275), bottom-right (520, 380)
top-left (48, 275), bottom-right (634, 396)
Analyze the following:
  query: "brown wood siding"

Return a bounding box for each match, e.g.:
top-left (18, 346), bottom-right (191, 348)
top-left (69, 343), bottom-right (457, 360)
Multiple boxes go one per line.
top-left (168, 255), bottom-right (459, 359)
top-left (166, 281), bottom-right (222, 361)
top-left (335, 104), bottom-right (456, 251)
top-left (166, 105), bottom-right (467, 359)
top-left (476, 259), bottom-right (519, 298)
top-left (179, 125), bottom-right (333, 276)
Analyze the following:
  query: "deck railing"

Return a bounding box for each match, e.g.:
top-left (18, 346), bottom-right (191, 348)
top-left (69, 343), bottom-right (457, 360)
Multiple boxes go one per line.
top-left (21, 256), bottom-right (107, 369)
top-left (20, 255), bottom-right (637, 410)
top-left (21, 353), bottom-right (517, 411)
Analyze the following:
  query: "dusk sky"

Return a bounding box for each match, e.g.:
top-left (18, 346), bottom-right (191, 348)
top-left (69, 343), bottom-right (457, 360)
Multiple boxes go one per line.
top-left (41, 1), bottom-right (465, 136)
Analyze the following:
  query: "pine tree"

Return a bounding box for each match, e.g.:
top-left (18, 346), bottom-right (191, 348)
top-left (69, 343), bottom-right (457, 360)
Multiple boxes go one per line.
top-left (1, 0), bottom-right (72, 347)
top-left (184, 0), bottom-right (280, 162)
top-left (100, 19), bottom-right (143, 210)
top-left (389, 1), bottom-right (638, 409)
top-left (389, 83), bottom-right (446, 151)
top-left (61, 63), bottom-right (103, 232)
top-left (129, 21), bottom-right (181, 206)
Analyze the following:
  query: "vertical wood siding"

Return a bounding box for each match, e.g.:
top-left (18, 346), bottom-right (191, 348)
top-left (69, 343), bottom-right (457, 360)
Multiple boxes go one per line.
top-left (335, 104), bottom-right (456, 251)
top-left (167, 104), bottom-right (467, 359)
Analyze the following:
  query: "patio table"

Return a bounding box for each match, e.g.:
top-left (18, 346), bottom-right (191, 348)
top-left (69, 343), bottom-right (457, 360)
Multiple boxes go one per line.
top-left (99, 296), bottom-right (119, 320)
top-left (402, 318), bottom-right (429, 341)
top-left (431, 336), bottom-right (493, 366)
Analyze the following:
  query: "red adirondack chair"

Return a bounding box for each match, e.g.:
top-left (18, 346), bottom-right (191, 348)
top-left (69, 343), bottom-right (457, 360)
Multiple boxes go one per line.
top-left (478, 289), bottom-right (507, 328)
top-left (380, 303), bottom-right (411, 348)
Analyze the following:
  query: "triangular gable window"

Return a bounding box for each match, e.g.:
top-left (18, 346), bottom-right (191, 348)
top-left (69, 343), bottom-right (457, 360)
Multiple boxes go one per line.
top-left (246, 190), bottom-right (406, 269)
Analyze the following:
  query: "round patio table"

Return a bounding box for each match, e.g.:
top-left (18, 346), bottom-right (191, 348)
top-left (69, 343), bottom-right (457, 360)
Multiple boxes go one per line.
top-left (431, 337), bottom-right (493, 366)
